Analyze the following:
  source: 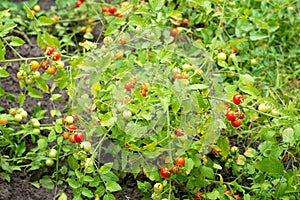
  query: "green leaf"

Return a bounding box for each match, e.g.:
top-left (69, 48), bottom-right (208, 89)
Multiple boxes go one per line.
top-left (67, 178), bottom-right (80, 189)
top-left (188, 84), bottom-right (209, 90)
top-left (249, 31), bottom-right (268, 41)
top-left (149, 0), bottom-right (165, 11)
top-left (50, 94), bottom-right (62, 101)
top-left (239, 85), bottom-right (259, 96)
top-left (38, 16), bottom-right (55, 26)
top-left (252, 18), bottom-right (270, 31)
top-left (105, 180), bottom-right (122, 192)
top-left (282, 127), bottom-right (295, 145)
top-left (27, 86), bottom-right (43, 98)
top-left (105, 25), bottom-right (118, 36)
top-left (37, 138), bottom-right (48, 151)
top-left (0, 23), bottom-right (17, 37)
top-left (185, 158), bottom-right (194, 174)
top-left (18, 93), bottom-right (26, 107)
top-left (255, 158), bottom-right (284, 178)
top-left (0, 67), bottom-right (10, 78)
top-left (82, 187), bottom-right (94, 198)
top-left (200, 166), bottom-right (214, 179)
top-left (24, 3), bottom-right (34, 19)
top-left (217, 137), bottom-right (230, 159)
top-left (9, 36), bottom-right (25, 46)
top-left (39, 178), bottom-right (54, 190)
top-left (103, 194), bottom-right (116, 200)
top-left (240, 74), bottom-right (254, 87)
top-left (68, 155), bottom-right (79, 170)
top-left (100, 163), bottom-right (113, 174)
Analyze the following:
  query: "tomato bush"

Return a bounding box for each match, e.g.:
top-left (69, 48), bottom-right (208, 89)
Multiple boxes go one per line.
top-left (0, 0), bottom-right (299, 199)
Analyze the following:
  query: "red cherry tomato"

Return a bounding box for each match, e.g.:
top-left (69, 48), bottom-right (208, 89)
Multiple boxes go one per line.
top-left (169, 165), bottom-right (180, 174)
top-left (170, 28), bottom-right (178, 37)
top-left (140, 90), bottom-right (147, 97)
top-left (235, 110), bottom-right (245, 119)
top-left (175, 156), bottom-right (185, 167)
top-left (44, 46), bottom-right (54, 56)
top-left (52, 51), bottom-right (61, 61)
top-left (108, 5), bottom-right (117, 14)
top-left (75, 1), bottom-right (82, 7)
top-left (159, 167), bottom-right (170, 178)
top-left (40, 60), bottom-right (50, 70)
top-left (226, 110), bottom-right (235, 121)
top-left (75, 132), bottom-right (85, 142)
top-left (232, 94), bottom-right (244, 105)
top-left (231, 119), bottom-right (242, 127)
top-left (175, 129), bottom-right (183, 136)
top-left (102, 6), bottom-right (108, 13)
top-left (230, 46), bottom-right (238, 54)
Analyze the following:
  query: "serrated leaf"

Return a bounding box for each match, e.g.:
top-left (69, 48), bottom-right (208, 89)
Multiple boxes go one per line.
top-left (9, 36), bottom-right (25, 46)
top-left (217, 137), bottom-right (230, 159)
top-left (105, 180), bottom-right (122, 192)
top-left (27, 86), bottom-right (43, 98)
top-left (0, 23), bottom-right (17, 37)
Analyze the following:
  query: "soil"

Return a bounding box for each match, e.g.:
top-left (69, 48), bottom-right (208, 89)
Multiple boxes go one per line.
top-left (0, 1), bottom-right (142, 199)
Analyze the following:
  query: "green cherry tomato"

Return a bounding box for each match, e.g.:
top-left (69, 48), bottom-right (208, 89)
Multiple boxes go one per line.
top-left (45, 159), bottom-right (54, 167)
top-left (14, 114), bottom-right (23, 122)
top-left (48, 149), bottom-right (57, 158)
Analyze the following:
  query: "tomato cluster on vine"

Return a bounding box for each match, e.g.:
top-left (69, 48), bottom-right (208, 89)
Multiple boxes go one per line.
top-left (159, 156), bottom-right (186, 178)
top-left (102, 5), bottom-right (123, 18)
top-left (225, 94), bottom-right (245, 128)
top-left (62, 115), bottom-right (85, 143)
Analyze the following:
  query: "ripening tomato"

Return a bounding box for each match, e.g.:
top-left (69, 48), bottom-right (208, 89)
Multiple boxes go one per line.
top-left (175, 156), bottom-right (185, 167)
top-left (63, 132), bottom-right (70, 140)
top-left (193, 192), bottom-right (203, 200)
top-left (67, 124), bottom-right (77, 132)
top-left (182, 18), bottom-right (190, 27)
top-left (65, 116), bottom-right (74, 124)
top-left (69, 134), bottom-right (76, 143)
top-left (231, 119), bottom-right (242, 127)
top-left (230, 46), bottom-right (238, 54)
top-left (48, 149), bottom-right (57, 158)
top-left (74, 132), bottom-right (85, 143)
top-left (56, 60), bottom-right (65, 69)
top-left (0, 119), bottom-right (8, 125)
top-left (232, 194), bottom-right (242, 200)
top-left (235, 110), bottom-right (245, 119)
top-left (173, 73), bottom-right (183, 80)
top-left (233, 94), bottom-right (244, 105)
top-left (153, 183), bottom-right (163, 193)
top-left (224, 190), bottom-right (231, 195)
top-left (47, 66), bottom-right (57, 75)
top-left (30, 60), bottom-right (39, 71)
top-left (160, 167), bottom-right (170, 178)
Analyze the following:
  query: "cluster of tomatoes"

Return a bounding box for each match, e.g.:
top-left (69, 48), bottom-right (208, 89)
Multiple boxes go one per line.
top-left (225, 94), bottom-right (245, 127)
top-left (102, 5), bottom-right (123, 18)
top-left (8, 107), bottom-right (28, 122)
top-left (62, 115), bottom-right (85, 143)
top-left (124, 80), bottom-right (150, 98)
top-left (41, 46), bottom-right (64, 75)
top-left (75, 0), bottom-right (86, 8)
top-left (159, 156), bottom-right (186, 178)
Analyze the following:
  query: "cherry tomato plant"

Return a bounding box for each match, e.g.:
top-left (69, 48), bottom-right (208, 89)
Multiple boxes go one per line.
top-left (0, 0), bottom-right (299, 200)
